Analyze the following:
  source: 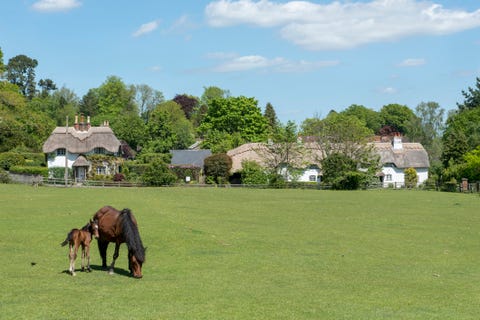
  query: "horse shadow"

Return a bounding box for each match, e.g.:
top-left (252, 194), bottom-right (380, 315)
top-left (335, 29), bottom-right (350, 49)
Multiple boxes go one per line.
top-left (60, 265), bottom-right (131, 277)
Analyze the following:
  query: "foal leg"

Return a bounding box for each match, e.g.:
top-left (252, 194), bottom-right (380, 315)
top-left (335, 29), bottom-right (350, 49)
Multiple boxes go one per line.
top-left (85, 244), bottom-right (91, 272)
top-left (69, 244), bottom-right (78, 276)
top-left (108, 243), bottom-right (121, 275)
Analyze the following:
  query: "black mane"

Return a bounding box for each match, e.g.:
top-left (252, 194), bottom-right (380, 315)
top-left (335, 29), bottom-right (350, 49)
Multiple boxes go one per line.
top-left (120, 208), bottom-right (146, 263)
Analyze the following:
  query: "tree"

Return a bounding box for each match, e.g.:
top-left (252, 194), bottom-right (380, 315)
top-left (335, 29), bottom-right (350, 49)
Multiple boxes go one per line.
top-left (300, 115), bottom-right (323, 136)
top-left (6, 54), bottom-right (38, 99)
top-left (379, 104), bottom-right (416, 135)
top-left (144, 101), bottom-right (194, 153)
top-left (173, 94), bottom-right (198, 120)
top-left (406, 101), bottom-right (444, 164)
top-left (263, 102), bottom-right (278, 132)
top-left (457, 77), bottom-right (480, 111)
top-left (260, 120), bottom-right (306, 179)
top-left (135, 84), bottom-right (164, 122)
top-left (96, 76), bottom-right (137, 118)
top-left (79, 89), bottom-right (100, 117)
top-left (38, 78), bottom-right (57, 98)
top-left (199, 96), bottom-right (268, 143)
top-left (193, 86), bottom-right (230, 128)
top-left (341, 104), bottom-right (382, 134)
top-left (0, 47), bottom-right (5, 76)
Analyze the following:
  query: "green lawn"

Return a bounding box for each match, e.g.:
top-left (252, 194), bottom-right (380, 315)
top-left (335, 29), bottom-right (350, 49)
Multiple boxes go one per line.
top-left (0, 184), bottom-right (479, 319)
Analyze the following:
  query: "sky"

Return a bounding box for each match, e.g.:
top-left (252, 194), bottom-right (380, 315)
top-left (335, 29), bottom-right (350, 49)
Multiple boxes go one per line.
top-left (1, 0), bottom-right (480, 124)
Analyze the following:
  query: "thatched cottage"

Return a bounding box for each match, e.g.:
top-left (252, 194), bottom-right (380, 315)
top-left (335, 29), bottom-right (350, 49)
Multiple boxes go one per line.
top-left (42, 116), bottom-right (122, 182)
top-left (227, 135), bottom-right (430, 187)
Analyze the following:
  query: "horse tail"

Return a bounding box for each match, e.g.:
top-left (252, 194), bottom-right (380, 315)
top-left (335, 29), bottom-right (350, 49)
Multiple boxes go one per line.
top-left (120, 209), bottom-right (145, 263)
top-left (60, 230), bottom-right (74, 246)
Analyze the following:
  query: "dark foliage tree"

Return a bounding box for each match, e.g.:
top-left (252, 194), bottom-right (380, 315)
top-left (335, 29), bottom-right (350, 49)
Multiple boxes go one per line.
top-left (6, 54), bottom-right (38, 99)
top-left (38, 78), bottom-right (57, 98)
top-left (204, 153), bottom-right (232, 184)
top-left (263, 102), bottom-right (278, 132)
top-left (173, 94), bottom-right (198, 119)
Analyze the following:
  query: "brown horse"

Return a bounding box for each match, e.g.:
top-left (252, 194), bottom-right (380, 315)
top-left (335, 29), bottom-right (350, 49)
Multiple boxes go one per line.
top-left (61, 219), bottom-right (99, 276)
top-left (93, 206), bottom-right (145, 278)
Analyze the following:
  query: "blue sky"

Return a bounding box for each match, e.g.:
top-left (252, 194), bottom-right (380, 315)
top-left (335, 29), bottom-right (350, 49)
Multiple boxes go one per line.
top-left (1, 0), bottom-right (480, 124)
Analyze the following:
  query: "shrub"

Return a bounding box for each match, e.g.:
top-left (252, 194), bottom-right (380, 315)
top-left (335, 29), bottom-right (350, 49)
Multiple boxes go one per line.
top-left (0, 152), bottom-right (25, 170)
top-left (113, 173), bottom-right (125, 182)
top-left (10, 166), bottom-right (49, 178)
top-left (331, 171), bottom-right (365, 190)
top-left (0, 169), bottom-right (10, 184)
top-left (404, 167), bottom-right (418, 189)
top-left (204, 153), bottom-right (232, 184)
top-left (141, 159), bottom-right (177, 186)
top-left (240, 160), bottom-right (268, 185)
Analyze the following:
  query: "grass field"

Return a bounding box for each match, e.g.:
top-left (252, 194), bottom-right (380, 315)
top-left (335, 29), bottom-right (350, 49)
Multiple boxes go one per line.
top-left (0, 184), bottom-right (479, 319)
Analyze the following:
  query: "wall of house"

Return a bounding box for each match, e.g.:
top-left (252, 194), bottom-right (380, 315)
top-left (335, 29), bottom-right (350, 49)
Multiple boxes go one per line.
top-left (47, 153), bottom-right (79, 169)
top-left (380, 165), bottom-right (428, 187)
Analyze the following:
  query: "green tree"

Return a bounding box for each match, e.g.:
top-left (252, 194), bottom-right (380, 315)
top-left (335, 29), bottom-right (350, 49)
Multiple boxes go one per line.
top-left (380, 104), bottom-right (416, 135)
top-left (38, 78), bottom-right (57, 98)
top-left (457, 77), bottom-right (480, 111)
top-left (199, 96), bottom-right (268, 143)
top-left (261, 121), bottom-right (306, 179)
top-left (0, 47), bottom-right (5, 76)
top-left (6, 54), bottom-right (38, 99)
top-left (135, 84), bottom-right (164, 122)
top-left (263, 102), bottom-right (278, 133)
top-left (145, 101), bottom-right (194, 153)
top-left (341, 104), bottom-right (382, 134)
top-left (79, 89), bottom-right (99, 117)
top-left (96, 76), bottom-right (137, 118)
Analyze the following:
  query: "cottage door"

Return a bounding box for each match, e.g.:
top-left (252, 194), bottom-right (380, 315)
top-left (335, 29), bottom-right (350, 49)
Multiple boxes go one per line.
top-left (76, 167), bottom-right (86, 182)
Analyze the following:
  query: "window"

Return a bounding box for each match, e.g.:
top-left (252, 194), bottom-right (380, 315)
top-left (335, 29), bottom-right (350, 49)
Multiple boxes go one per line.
top-left (94, 147), bottom-right (106, 154)
top-left (56, 148), bottom-right (66, 156)
top-left (385, 174), bottom-right (392, 181)
top-left (309, 175), bottom-right (317, 182)
top-left (96, 166), bottom-right (106, 175)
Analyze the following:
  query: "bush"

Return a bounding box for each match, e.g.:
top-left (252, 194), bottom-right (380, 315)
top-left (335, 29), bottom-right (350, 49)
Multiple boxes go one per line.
top-left (404, 167), bottom-right (418, 189)
top-left (113, 173), bottom-right (125, 182)
top-left (141, 159), bottom-right (177, 186)
top-left (0, 152), bottom-right (25, 170)
top-left (204, 153), bottom-right (232, 184)
top-left (48, 167), bottom-right (73, 179)
top-left (10, 166), bottom-right (49, 178)
top-left (331, 171), bottom-right (365, 190)
top-left (240, 160), bottom-right (268, 185)
top-left (0, 169), bottom-right (10, 184)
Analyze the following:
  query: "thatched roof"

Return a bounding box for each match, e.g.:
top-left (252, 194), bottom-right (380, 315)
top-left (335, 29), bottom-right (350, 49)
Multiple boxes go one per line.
top-left (373, 142), bottom-right (430, 168)
top-left (227, 140), bottom-right (429, 173)
top-left (42, 126), bottom-right (121, 154)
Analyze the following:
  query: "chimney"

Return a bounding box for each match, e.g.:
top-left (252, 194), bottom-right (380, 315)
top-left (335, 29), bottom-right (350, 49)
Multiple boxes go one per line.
top-left (87, 116), bottom-right (91, 130)
top-left (392, 134), bottom-right (403, 150)
top-left (74, 114), bottom-right (79, 131)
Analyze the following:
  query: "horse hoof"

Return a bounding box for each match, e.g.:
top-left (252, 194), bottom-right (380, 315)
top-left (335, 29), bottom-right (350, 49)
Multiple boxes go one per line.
top-left (108, 270), bottom-right (114, 275)
top-left (72, 272), bottom-right (76, 276)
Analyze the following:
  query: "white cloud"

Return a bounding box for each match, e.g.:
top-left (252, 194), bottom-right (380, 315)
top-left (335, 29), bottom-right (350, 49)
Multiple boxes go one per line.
top-left (399, 58), bottom-right (426, 67)
top-left (205, 0), bottom-right (480, 50)
top-left (133, 20), bottom-right (160, 37)
top-left (381, 87), bottom-right (397, 94)
top-left (31, 0), bottom-right (81, 12)
top-left (209, 53), bottom-right (339, 73)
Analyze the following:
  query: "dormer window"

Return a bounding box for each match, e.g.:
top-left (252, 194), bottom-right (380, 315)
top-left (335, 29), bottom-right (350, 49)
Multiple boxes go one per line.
top-left (94, 147), bottom-right (106, 154)
top-left (56, 148), bottom-right (66, 156)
